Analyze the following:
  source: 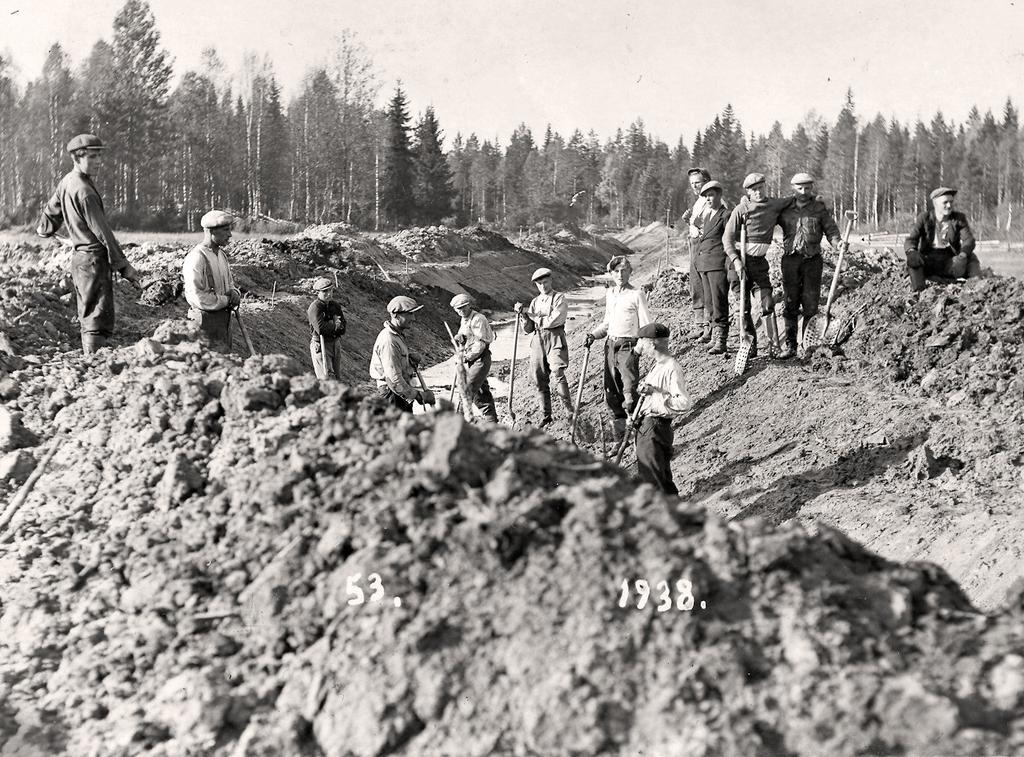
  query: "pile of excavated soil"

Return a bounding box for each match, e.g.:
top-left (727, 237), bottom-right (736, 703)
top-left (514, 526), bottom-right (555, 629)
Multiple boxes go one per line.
top-left (386, 226), bottom-right (517, 264)
top-left (2, 332), bottom-right (1024, 756)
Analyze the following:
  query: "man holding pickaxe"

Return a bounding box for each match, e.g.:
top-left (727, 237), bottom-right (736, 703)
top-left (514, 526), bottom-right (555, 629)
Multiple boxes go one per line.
top-left (182, 210), bottom-right (241, 352)
top-left (451, 293), bottom-right (498, 422)
top-left (515, 268), bottom-right (574, 427)
top-left (307, 277), bottom-right (347, 378)
top-left (777, 173), bottom-right (845, 359)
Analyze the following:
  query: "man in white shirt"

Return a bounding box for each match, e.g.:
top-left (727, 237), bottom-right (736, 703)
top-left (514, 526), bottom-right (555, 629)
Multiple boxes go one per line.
top-left (585, 256), bottom-right (652, 441)
top-left (452, 293), bottom-right (498, 422)
top-left (181, 210), bottom-right (241, 352)
top-left (634, 322), bottom-right (693, 495)
top-left (514, 267), bottom-right (574, 426)
top-left (369, 296), bottom-right (434, 413)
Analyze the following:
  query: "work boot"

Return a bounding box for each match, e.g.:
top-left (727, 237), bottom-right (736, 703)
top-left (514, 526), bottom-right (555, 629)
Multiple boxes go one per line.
top-left (555, 379), bottom-right (575, 415)
top-left (747, 333), bottom-right (758, 360)
top-left (538, 391), bottom-right (552, 426)
top-left (700, 324), bottom-right (713, 343)
top-left (81, 334), bottom-right (108, 354)
top-left (707, 327), bottom-right (727, 355)
top-left (778, 317), bottom-right (799, 360)
top-left (689, 320), bottom-right (705, 339)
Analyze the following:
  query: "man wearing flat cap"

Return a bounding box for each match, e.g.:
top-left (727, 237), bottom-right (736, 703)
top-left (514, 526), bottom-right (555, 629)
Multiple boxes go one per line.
top-left (369, 296), bottom-right (434, 412)
top-left (679, 167), bottom-right (713, 341)
top-left (182, 209), bottom-right (241, 352)
top-left (633, 322), bottom-right (693, 495)
top-left (693, 181), bottom-right (731, 355)
top-left (37, 133), bottom-right (141, 353)
top-left (451, 293), bottom-right (498, 422)
top-left (777, 173), bottom-right (844, 359)
top-left (515, 267), bottom-right (574, 426)
top-left (307, 277), bottom-right (347, 378)
top-left (585, 255), bottom-right (652, 441)
top-left (723, 172), bottom-right (794, 358)
top-left (904, 187), bottom-right (981, 292)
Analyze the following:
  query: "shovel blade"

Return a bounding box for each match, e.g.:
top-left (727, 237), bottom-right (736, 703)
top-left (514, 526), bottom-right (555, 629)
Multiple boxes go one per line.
top-left (734, 337), bottom-right (752, 375)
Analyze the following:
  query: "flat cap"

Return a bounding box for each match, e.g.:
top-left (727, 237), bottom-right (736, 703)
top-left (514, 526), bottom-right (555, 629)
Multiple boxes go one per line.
top-left (930, 186), bottom-right (957, 201)
top-left (531, 267), bottom-right (553, 282)
top-left (742, 173), bottom-right (767, 189)
top-left (66, 134), bottom-right (107, 154)
top-left (638, 322), bottom-right (670, 339)
top-left (699, 180), bottom-right (723, 195)
top-left (312, 277), bottom-right (334, 292)
top-left (790, 172), bottom-right (815, 185)
top-left (606, 255), bottom-right (631, 272)
top-left (200, 210), bottom-right (235, 229)
top-left (387, 295), bottom-right (422, 314)
top-left (687, 167), bottom-right (711, 181)
top-left (450, 293), bottom-right (474, 309)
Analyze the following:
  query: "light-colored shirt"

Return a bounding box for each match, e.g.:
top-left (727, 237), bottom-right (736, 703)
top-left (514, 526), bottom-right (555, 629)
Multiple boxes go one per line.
top-left (688, 195), bottom-right (712, 238)
top-left (183, 243), bottom-right (234, 311)
top-left (592, 285), bottom-right (651, 339)
top-left (369, 321), bottom-right (417, 401)
top-left (457, 310), bottom-right (494, 345)
top-left (642, 355), bottom-right (692, 417)
top-left (526, 292), bottom-right (568, 329)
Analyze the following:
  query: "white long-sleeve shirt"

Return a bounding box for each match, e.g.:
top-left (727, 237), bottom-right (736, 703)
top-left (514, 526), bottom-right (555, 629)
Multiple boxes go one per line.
top-left (183, 243), bottom-right (234, 311)
top-left (525, 292), bottom-right (568, 329)
top-left (457, 310), bottom-right (494, 360)
top-left (592, 285), bottom-right (651, 340)
top-left (642, 355), bottom-right (692, 417)
top-left (369, 321), bottom-right (417, 401)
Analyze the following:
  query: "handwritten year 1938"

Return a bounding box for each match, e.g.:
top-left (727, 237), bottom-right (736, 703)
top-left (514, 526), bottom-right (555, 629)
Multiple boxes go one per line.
top-left (617, 578), bottom-right (707, 612)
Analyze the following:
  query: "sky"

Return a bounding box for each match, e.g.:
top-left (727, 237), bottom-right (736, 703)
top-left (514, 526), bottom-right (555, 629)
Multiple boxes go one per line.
top-left (2, 0), bottom-right (1023, 146)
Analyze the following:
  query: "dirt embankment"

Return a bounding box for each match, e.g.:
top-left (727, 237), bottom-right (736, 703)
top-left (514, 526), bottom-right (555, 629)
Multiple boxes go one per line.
top-left (1, 328), bottom-right (1023, 756)
top-left (510, 236), bottom-right (1024, 611)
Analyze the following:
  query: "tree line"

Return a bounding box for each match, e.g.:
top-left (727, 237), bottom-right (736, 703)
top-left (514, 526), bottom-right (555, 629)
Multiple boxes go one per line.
top-left (0, 0), bottom-right (1021, 238)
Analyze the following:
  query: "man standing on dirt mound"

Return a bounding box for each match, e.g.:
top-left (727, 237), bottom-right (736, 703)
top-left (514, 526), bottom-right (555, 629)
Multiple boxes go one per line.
top-left (679, 167), bottom-right (712, 342)
top-left (585, 256), bottom-right (652, 442)
top-left (514, 268), bottom-right (573, 426)
top-left (693, 181), bottom-right (731, 356)
top-left (307, 277), bottom-right (347, 378)
top-left (182, 210), bottom-right (241, 352)
top-left (635, 322), bottom-right (693, 495)
top-left (451, 293), bottom-right (499, 423)
top-left (369, 296), bottom-right (434, 413)
top-left (724, 173), bottom-right (793, 358)
top-left (904, 187), bottom-right (982, 292)
top-left (36, 133), bottom-right (141, 353)
top-left (777, 173), bottom-right (845, 359)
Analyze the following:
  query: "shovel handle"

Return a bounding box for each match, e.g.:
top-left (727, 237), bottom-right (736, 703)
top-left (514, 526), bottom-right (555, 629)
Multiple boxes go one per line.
top-left (507, 315), bottom-right (520, 422)
top-left (569, 345), bottom-right (591, 444)
top-left (824, 213), bottom-right (858, 318)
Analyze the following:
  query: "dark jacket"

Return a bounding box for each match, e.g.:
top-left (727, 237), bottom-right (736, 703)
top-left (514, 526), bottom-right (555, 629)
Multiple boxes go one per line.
top-left (308, 299), bottom-right (347, 341)
top-left (723, 195), bottom-right (794, 262)
top-left (694, 207), bottom-right (729, 271)
top-left (904, 210), bottom-right (976, 257)
top-left (779, 196), bottom-right (843, 258)
top-left (38, 169), bottom-right (128, 270)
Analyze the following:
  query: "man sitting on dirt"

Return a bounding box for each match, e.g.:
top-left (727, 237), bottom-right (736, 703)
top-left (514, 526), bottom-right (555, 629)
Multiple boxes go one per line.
top-left (904, 187), bottom-right (981, 292)
top-left (36, 133), bottom-right (141, 354)
top-left (693, 181), bottom-right (731, 356)
top-left (585, 256), bottom-right (652, 442)
top-left (307, 277), bottom-right (347, 379)
top-left (723, 173), bottom-right (794, 358)
top-left (182, 210), bottom-right (241, 352)
top-left (777, 173), bottom-right (845, 359)
top-left (514, 268), bottom-right (574, 427)
top-left (634, 322), bottom-right (693, 495)
top-left (680, 167), bottom-right (713, 341)
top-left (369, 296), bottom-right (434, 413)
top-left (451, 293), bottom-right (499, 423)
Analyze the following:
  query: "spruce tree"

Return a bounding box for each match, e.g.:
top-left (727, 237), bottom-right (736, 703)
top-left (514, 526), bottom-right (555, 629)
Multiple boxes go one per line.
top-left (412, 106), bottom-right (455, 224)
top-left (382, 85), bottom-right (414, 227)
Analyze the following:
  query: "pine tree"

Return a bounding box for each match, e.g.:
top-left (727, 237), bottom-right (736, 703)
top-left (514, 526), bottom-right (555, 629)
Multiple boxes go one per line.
top-left (381, 85), bottom-right (414, 227)
top-left (412, 106), bottom-right (455, 224)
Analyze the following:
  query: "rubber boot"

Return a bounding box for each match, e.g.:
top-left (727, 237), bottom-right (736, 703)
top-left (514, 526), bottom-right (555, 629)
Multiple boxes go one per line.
top-left (538, 391), bottom-right (553, 426)
top-left (555, 378), bottom-right (575, 415)
top-left (708, 326), bottom-right (728, 355)
top-left (778, 318), bottom-right (799, 360)
top-left (81, 333), bottom-right (108, 354)
top-left (764, 314), bottom-right (780, 358)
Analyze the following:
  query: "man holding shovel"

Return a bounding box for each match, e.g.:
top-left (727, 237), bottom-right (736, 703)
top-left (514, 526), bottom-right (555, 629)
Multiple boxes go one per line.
top-left (182, 210), bottom-right (241, 352)
top-left (777, 173), bottom-right (845, 360)
top-left (451, 293), bottom-right (499, 423)
top-left (585, 256), bottom-right (652, 443)
top-left (515, 268), bottom-right (574, 427)
top-left (369, 296), bottom-right (434, 413)
top-left (307, 277), bottom-right (347, 378)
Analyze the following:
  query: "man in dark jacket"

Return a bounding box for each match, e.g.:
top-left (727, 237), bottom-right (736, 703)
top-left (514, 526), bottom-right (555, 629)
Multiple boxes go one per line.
top-left (308, 277), bottom-right (347, 378)
top-left (679, 167), bottom-right (711, 340)
top-left (723, 173), bottom-right (793, 358)
top-left (904, 187), bottom-right (981, 292)
top-left (36, 134), bottom-right (141, 353)
top-left (693, 181), bottom-right (730, 355)
top-left (777, 173), bottom-right (844, 359)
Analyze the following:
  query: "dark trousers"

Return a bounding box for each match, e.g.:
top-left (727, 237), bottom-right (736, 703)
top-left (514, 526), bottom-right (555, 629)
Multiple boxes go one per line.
top-left (377, 385), bottom-right (414, 413)
top-left (690, 254), bottom-right (705, 322)
top-left (193, 308), bottom-right (232, 352)
top-left (71, 250), bottom-right (115, 337)
top-left (781, 254), bottom-right (824, 320)
top-left (636, 416), bottom-right (677, 495)
top-left (465, 350), bottom-right (499, 422)
top-left (907, 250), bottom-right (982, 291)
top-left (698, 269), bottom-right (730, 328)
top-left (728, 256), bottom-right (773, 334)
top-left (604, 337), bottom-right (639, 420)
